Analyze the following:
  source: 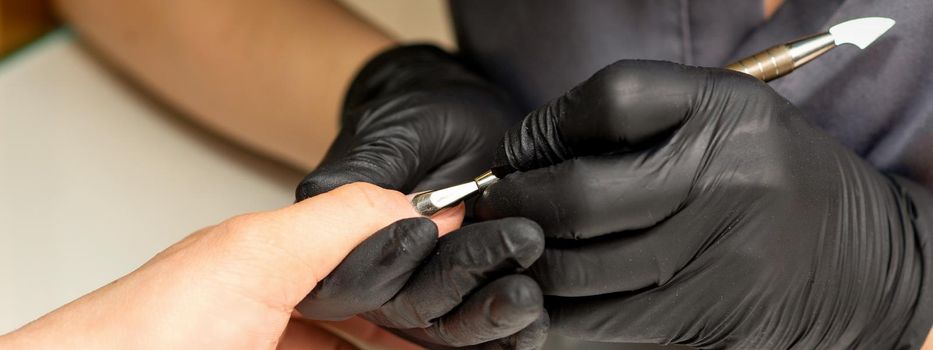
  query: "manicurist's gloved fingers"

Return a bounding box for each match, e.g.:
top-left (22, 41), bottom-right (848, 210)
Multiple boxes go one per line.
top-left (363, 218), bottom-right (545, 329)
top-left (296, 89), bottom-right (508, 198)
top-left (398, 275), bottom-right (545, 347)
top-left (543, 245), bottom-right (768, 345)
top-left (543, 290), bottom-right (677, 344)
top-left (527, 204), bottom-right (713, 297)
top-left (493, 60), bottom-right (714, 174)
top-left (488, 309), bottom-right (551, 350)
top-left (295, 117), bottom-right (425, 198)
top-left (295, 217), bottom-right (438, 320)
top-left (466, 311), bottom-right (549, 350)
top-left (295, 46), bottom-right (512, 200)
top-left (528, 235), bottom-right (662, 297)
top-left (477, 153), bottom-right (695, 240)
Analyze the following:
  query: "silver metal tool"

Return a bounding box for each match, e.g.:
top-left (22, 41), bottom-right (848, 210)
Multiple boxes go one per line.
top-left (410, 17), bottom-right (896, 216)
top-left (726, 17), bottom-right (895, 81)
top-left (411, 170), bottom-right (499, 216)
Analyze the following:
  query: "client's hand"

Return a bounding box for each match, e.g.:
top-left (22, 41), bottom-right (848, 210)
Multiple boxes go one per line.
top-left (477, 61), bottom-right (933, 349)
top-left (295, 45), bottom-right (549, 349)
top-left (0, 183), bottom-right (462, 349)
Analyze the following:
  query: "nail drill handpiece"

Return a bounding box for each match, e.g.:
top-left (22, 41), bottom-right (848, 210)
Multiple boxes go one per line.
top-left (726, 17), bottom-right (895, 81)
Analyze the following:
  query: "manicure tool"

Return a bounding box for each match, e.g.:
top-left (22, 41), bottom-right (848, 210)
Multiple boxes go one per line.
top-left (411, 16), bottom-right (896, 216)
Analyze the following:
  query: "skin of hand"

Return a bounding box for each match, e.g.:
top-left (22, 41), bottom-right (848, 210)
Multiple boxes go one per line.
top-left (927, 328), bottom-right (933, 350)
top-left (0, 182), bottom-right (463, 349)
top-left (53, 0), bottom-right (393, 170)
top-left (764, 0), bottom-right (784, 18)
top-left (295, 44), bottom-right (549, 349)
top-left (476, 61), bottom-right (933, 349)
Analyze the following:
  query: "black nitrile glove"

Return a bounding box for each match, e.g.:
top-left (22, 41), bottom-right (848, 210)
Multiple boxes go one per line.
top-left (476, 61), bottom-right (933, 349)
top-left (296, 216), bottom-right (548, 350)
top-left (294, 45), bottom-right (548, 349)
top-left (296, 44), bottom-right (514, 197)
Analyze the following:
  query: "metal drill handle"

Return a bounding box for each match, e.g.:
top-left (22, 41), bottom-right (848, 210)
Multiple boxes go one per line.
top-left (725, 45), bottom-right (794, 82)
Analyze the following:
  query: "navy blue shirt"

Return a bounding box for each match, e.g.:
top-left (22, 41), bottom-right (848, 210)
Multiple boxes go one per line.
top-left (450, 0), bottom-right (933, 189)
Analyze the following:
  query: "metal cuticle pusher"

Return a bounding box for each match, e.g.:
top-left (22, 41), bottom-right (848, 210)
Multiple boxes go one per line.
top-left (411, 170), bottom-right (499, 216)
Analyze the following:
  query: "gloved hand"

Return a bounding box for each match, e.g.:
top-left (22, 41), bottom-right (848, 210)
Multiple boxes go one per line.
top-left (296, 44), bottom-right (514, 197)
top-left (295, 44), bottom-right (548, 349)
top-left (476, 61), bottom-right (933, 349)
top-left (296, 216), bottom-right (548, 349)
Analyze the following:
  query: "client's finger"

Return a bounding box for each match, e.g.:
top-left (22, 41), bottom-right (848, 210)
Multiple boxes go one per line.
top-left (234, 182), bottom-right (464, 306)
top-left (277, 317), bottom-right (359, 350)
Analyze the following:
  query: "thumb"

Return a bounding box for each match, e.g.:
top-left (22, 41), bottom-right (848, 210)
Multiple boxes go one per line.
top-left (295, 125), bottom-right (424, 200)
top-left (493, 60), bottom-right (712, 174)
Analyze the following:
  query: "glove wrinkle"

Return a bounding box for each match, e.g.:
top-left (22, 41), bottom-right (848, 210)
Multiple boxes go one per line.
top-left (366, 218), bottom-right (544, 329)
top-left (398, 275), bottom-right (544, 348)
top-left (297, 45), bottom-right (513, 200)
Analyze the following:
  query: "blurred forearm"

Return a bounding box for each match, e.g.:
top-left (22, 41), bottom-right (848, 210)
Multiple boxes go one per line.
top-left (925, 328), bottom-right (932, 350)
top-left (54, 0), bottom-right (394, 170)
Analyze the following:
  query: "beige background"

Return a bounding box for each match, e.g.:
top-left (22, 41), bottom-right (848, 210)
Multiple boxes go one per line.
top-left (341, 0), bottom-right (455, 49)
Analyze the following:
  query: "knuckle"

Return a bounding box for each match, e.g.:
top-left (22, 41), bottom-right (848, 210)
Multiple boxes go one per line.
top-left (330, 182), bottom-right (406, 215)
top-left (718, 69), bottom-right (764, 90)
top-left (713, 68), bottom-right (785, 103)
top-left (497, 218), bottom-right (546, 266)
top-left (221, 213), bottom-right (263, 234)
top-left (590, 62), bottom-right (647, 106)
top-left (212, 212), bottom-right (273, 248)
top-left (577, 60), bottom-right (707, 145)
top-left (333, 182), bottom-right (381, 206)
top-left (393, 218), bottom-right (437, 249)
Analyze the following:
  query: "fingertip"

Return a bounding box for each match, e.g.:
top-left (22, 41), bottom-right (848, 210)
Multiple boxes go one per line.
top-left (502, 218), bottom-right (546, 266)
top-left (460, 217), bottom-right (545, 268)
top-left (475, 177), bottom-right (518, 221)
top-left (401, 275), bottom-right (543, 347)
top-left (431, 202), bottom-right (465, 236)
top-left (395, 217), bottom-right (440, 244)
top-left (461, 275), bottom-right (544, 344)
top-left (489, 275), bottom-right (544, 323)
top-left (511, 310), bottom-right (550, 350)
